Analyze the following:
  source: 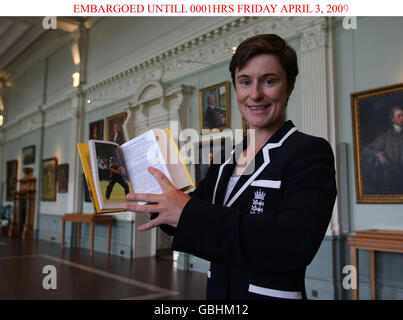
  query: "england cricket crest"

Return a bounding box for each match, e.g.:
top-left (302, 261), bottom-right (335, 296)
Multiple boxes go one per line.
top-left (250, 189), bottom-right (266, 214)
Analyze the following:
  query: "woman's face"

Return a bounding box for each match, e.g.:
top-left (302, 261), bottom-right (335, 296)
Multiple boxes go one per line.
top-left (235, 54), bottom-right (293, 130)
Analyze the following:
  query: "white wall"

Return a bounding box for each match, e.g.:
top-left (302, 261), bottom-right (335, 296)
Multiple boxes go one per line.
top-left (46, 41), bottom-right (76, 104)
top-left (40, 120), bottom-right (71, 215)
top-left (7, 60), bottom-right (44, 120)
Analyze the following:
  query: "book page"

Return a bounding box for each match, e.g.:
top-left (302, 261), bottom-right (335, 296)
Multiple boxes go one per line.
top-left (120, 130), bottom-right (172, 196)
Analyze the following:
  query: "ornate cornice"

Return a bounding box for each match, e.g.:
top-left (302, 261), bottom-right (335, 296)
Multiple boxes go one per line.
top-left (300, 19), bottom-right (328, 52)
top-left (42, 97), bottom-right (72, 128)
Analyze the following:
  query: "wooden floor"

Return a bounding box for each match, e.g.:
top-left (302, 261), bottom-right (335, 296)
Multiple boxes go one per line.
top-left (0, 234), bottom-right (206, 300)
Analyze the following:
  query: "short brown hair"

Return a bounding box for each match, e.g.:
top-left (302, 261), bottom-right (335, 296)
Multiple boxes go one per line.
top-left (229, 34), bottom-right (298, 91)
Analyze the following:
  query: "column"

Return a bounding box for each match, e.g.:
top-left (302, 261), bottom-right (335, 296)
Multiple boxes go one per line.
top-left (67, 24), bottom-right (88, 214)
top-left (66, 93), bottom-right (84, 214)
top-left (299, 18), bottom-right (340, 236)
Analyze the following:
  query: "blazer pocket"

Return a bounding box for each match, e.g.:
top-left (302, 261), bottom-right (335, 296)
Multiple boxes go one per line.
top-left (250, 180), bottom-right (281, 189)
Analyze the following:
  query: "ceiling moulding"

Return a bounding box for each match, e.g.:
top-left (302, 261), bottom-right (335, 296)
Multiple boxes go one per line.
top-left (41, 97), bottom-right (73, 128)
top-left (0, 19), bottom-right (45, 70)
top-left (82, 16), bottom-right (322, 111)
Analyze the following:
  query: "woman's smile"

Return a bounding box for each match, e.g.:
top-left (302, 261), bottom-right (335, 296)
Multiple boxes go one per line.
top-left (235, 54), bottom-right (292, 131)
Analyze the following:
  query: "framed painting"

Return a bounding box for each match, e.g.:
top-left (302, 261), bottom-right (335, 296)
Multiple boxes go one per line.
top-left (22, 145), bottom-right (35, 165)
top-left (57, 163), bottom-right (69, 193)
top-left (41, 157), bottom-right (57, 201)
top-left (6, 160), bottom-right (18, 201)
top-left (199, 81), bottom-right (230, 134)
top-left (89, 119), bottom-right (104, 140)
top-left (351, 82), bottom-right (403, 203)
top-left (106, 112), bottom-right (127, 145)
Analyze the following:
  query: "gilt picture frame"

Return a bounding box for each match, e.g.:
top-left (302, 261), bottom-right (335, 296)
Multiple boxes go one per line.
top-left (199, 81), bottom-right (230, 134)
top-left (89, 119), bottom-right (104, 140)
top-left (57, 163), bottom-right (69, 193)
top-left (41, 157), bottom-right (57, 201)
top-left (6, 160), bottom-right (18, 201)
top-left (106, 112), bottom-right (127, 145)
top-left (22, 145), bottom-right (35, 165)
top-left (351, 82), bottom-right (403, 203)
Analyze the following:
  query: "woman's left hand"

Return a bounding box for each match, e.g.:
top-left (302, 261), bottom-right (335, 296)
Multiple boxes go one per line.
top-left (125, 167), bottom-right (191, 231)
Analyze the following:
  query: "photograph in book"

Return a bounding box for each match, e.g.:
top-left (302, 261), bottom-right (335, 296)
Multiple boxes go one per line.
top-left (91, 140), bottom-right (134, 208)
top-left (77, 143), bottom-right (124, 213)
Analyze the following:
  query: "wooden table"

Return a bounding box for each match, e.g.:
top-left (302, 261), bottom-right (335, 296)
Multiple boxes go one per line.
top-left (61, 214), bottom-right (115, 256)
top-left (348, 229), bottom-right (403, 300)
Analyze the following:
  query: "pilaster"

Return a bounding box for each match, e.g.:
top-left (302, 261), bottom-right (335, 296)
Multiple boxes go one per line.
top-left (66, 92), bottom-right (84, 214)
top-left (299, 18), bottom-right (340, 236)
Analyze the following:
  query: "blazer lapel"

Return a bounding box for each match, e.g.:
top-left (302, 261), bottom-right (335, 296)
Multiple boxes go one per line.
top-left (212, 150), bottom-right (237, 205)
top-left (224, 121), bottom-right (297, 207)
top-left (223, 147), bottom-right (264, 206)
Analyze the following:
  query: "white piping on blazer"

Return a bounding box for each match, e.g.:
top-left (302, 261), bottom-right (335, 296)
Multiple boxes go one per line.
top-left (213, 127), bottom-right (297, 207)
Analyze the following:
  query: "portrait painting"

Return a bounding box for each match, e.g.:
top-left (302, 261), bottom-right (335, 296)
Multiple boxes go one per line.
top-left (89, 119), bottom-right (104, 140)
top-left (57, 163), bottom-right (69, 193)
top-left (106, 112), bottom-right (127, 145)
top-left (351, 82), bottom-right (403, 203)
top-left (41, 158), bottom-right (57, 201)
top-left (6, 160), bottom-right (18, 201)
top-left (22, 145), bottom-right (35, 165)
top-left (195, 136), bottom-right (233, 185)
top-left (199, 81), bottom-right (230, 134)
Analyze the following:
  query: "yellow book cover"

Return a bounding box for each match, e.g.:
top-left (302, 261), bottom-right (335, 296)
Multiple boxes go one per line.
top-left (165, 128), bottom-right (194, 192)
top-left (77, 143), bottom-right (123, 214)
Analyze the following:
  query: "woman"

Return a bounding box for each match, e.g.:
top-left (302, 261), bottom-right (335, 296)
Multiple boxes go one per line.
top-left (125, 34), bottom-right (337, 300)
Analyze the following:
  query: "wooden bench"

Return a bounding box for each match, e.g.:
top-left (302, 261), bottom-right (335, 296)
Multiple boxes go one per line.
top-left (61, 214), bottom-right (115, 256)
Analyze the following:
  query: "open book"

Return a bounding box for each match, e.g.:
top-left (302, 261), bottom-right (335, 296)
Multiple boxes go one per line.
top-left (77, 128), bottom-right (194, 213)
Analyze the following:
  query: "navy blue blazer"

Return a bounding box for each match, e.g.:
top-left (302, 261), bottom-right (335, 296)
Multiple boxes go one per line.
top-left (171, 120), bottom-right (337, 300)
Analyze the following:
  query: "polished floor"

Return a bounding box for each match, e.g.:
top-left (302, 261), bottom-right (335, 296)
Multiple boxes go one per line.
top-left (0, 234), bottom-right (206, 300)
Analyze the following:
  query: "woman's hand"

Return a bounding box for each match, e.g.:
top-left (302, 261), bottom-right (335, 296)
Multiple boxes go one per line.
top-left (125, 167), bottom-right (191, 231)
